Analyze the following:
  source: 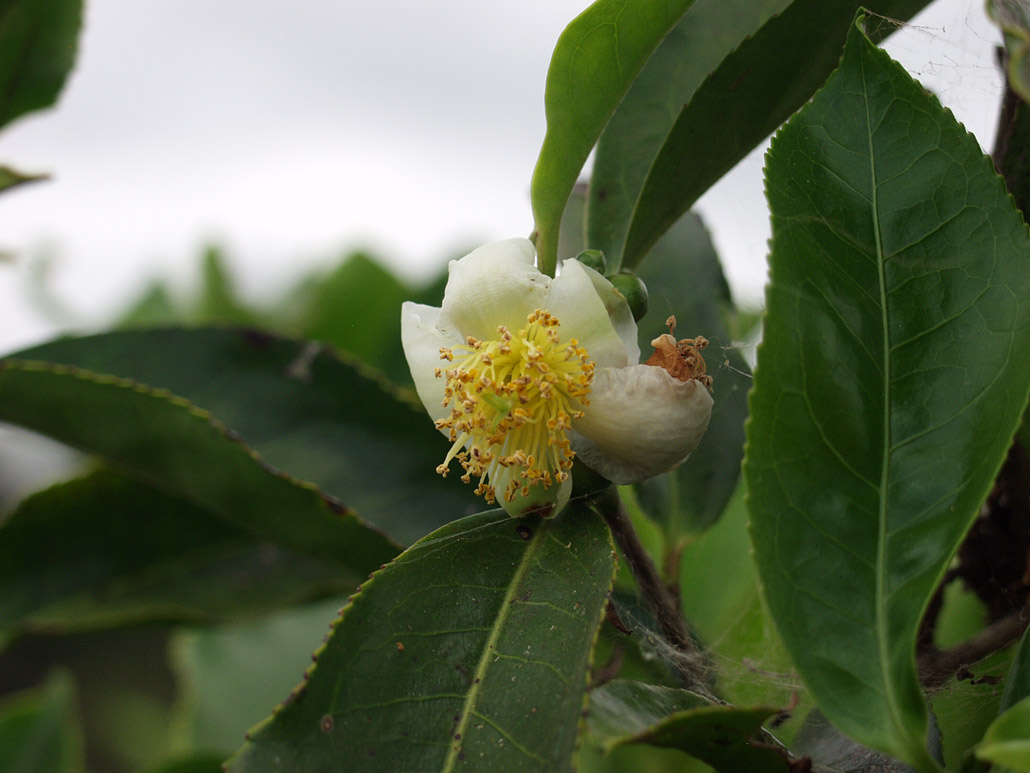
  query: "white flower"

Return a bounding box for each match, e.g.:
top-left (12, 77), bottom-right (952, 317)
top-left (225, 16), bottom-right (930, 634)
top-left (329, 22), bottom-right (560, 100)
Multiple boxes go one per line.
top-left (401, 238), bottom-right (713, 517)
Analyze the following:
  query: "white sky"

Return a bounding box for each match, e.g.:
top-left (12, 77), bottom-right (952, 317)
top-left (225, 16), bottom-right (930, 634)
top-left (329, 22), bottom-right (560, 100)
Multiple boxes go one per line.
top-left (0, 0), bottom-right (1004, 354)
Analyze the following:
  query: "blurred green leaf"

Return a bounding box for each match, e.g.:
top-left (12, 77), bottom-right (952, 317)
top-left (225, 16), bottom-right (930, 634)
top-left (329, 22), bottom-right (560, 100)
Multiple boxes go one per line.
top-left (194, 247), bottom-right (256, 326)
top-left (0, 670), bottom-right (83, 773)
top-left (0, 470), bottom-right (351, 644)
top-left (1002, 627), bottom-right (1030, 713)
top-left (0, 165), bottom-right (46, 194)
top-left (117, 282), bottom-right (180, 328)
top-left (11, 328), bottom-right (481, 544)
top-left (295, 252), bottom-right (409, 383)
top-left (989, 0), bottom-right (1030, 104)
top-left (227, 505), bottom-right (616, 772)
top-left (0, 359), bottom-right (401, 578)
top-left (586, 0), bottom-right (789, 269)
top-left (745, 17), bottom-right (1030, 771)
top-left (615, 0), bottom-right (932, 271)
top-left (530, 0), bottom-right (695, 274)
top-left (632, 212), bottom-right (749, 540)
top-left (145, 756), bottom-right (225, 773)
top-left (976, 695), bottom-right (1030, 771)
top-left (587, 679), bottom-right (790, 772)
top-left (170, 598), bottom-right (344, 757)
top-left (0, 0), bottom-right (82, 130)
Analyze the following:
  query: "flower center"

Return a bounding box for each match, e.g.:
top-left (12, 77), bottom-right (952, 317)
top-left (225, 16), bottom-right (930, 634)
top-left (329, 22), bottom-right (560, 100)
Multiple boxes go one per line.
top-left (434, 309), bottom-right (593, 504)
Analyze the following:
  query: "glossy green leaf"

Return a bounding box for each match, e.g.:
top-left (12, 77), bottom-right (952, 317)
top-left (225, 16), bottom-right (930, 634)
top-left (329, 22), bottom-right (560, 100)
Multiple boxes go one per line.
top-left (529, 0), bottom-right (695, 275)
top-left (976, 695), bottom-right (1030, 771)
top-left (632, 212), bottom-right (750, 540)
top-left (989, 0), bottom-right (1030, 104)
top-left (586, 0), bottom-right (789, 268)
top-left (11, 328), bottom-right (480, 544)
top-left (0, 470), bottom-right (350, 643)
top-left (1002, 626), bottom-right (1030, 713)
top-left (0, 165), bottom-right (46, 194)
top-left (0, 0), bottom-right (82, 130)
top-left (616, 0), bottom-right (932, 271)
top-left (0, 360), bottom-right (400, 578)
top-left (227, 505), bottom-right (617, 772)
top-left (745, 17), bottom-right (1030, 772)
top-left (0, 671), bottom-right (83, 773)
top-left (170, 598), bottom-right (345, 756)
top-left (587, 679), bottom-right (790, 772)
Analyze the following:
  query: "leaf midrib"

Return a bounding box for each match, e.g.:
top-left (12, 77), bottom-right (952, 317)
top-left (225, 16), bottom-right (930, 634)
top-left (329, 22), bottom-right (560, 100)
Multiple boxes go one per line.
top-left (440, 519), bottom-right (548, 771)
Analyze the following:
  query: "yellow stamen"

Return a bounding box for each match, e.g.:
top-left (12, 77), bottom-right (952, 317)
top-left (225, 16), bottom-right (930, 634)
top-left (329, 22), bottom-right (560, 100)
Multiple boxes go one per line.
top-left (434, 309), bottom-right (593, 504)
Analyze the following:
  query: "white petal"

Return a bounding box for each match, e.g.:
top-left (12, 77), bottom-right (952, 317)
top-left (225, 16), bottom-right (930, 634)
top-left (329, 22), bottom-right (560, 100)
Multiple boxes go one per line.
top-left (547, 259), bottom-right (631, 369)
top-left (574, 261), bottom-right (641, 364)
top-left (571, 365), bottom-right (713, 484)
top-left (400, 301), bottom-right (460, 426)
top-left (439, 238), bottom-right (548, 340)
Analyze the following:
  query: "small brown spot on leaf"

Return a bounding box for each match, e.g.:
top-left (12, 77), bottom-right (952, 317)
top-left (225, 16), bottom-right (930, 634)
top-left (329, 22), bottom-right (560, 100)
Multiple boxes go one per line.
top-left (396, 641), bottom-right (404, 652)
top-left (320, 714), bottom-right (334, 733)
top-left (516, 523), bottom-right (533, 540)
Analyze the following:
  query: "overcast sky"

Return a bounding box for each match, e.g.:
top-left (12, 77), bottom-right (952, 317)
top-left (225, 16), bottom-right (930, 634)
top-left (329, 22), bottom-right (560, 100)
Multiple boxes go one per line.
top-left (0, 0), bottom-right (1004, 354)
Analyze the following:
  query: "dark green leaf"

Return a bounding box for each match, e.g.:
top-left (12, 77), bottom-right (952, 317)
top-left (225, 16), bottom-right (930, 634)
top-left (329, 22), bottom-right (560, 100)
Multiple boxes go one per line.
top-left (586, 0), bottom-right (790, 268)
top-left (616, 0), bottom-right (932, 271)
top-left (227, 505), bottom-right (617, 772)
top-left (0, 360), bottom-right (400, 578)
top-left (793, 708), bottom-right (928, 772)
top-left (144, 756), bottom-right (225, 773)
top-left (10, 328), bottom-right (481, 544)
top-left (530, 0), bottom-right (695, 274)
top-left (587, 679), bottom-right (791, 772)
top-left (1002, 627), bottom-right (1030, 713)
top-left (0, 0), bottom-right (83, 130)
top-left (745, 17), bottom-right (1030, 771)
top-left (0, 165), bottom-right (46, 194)
top-left (0, 671), bottom-right (83, 773)
top-left (0, 470), bottom-right (351, 643)
top-left (632, 212), bottom-right (749, 539)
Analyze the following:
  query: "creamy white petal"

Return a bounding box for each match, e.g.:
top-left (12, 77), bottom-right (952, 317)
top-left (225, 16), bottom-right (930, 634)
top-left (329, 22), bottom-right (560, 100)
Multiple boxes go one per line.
top-left (439, 238), bottom-right (547, 340)
top-left (400, 301), bottom-right (461, 426)
top-left (546, 259), bottom-right (630, 369)
top-left (575, 261), bottom-right (641, 364)
top-left (570, 365), bottom-right (713, 484)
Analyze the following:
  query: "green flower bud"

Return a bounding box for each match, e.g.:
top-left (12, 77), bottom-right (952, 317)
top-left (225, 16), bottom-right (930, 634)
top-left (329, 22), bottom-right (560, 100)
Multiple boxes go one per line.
top-left (574, 248), bottom-right (607, 274)
top-left (608, 271), bottom-right (649, 322)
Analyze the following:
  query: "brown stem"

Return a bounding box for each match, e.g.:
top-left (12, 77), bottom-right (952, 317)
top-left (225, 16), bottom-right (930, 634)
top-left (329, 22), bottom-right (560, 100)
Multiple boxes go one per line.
top-left (593, 487), bottom-right (709, 690)
top-left (918, 604), bottom-right (1030, 688)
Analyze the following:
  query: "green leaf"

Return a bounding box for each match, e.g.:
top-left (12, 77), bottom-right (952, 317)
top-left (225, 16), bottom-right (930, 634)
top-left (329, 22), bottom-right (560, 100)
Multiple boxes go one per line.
top-left (745, 17), bottom-right (1030, 772)
top-left (294, 252), bottom-right (411, 385)
top-left (10, 328), bottom-right (480, 544)
top-left (227, 505), bottom-right (617, 772)
top-left (632, 212), bottom-right (750, 540)
top-left (1002, 627), bottom-right (1030, 713)
top-left (0, 360), bottom-right (400, 578)
top-left (0, 671), bottom-right (83, 773)
top-left (989, 0), bottom-right (1030, 103)
top-left (614, 0), bottom-right (932, 271)
top-left (0, 0), bottom-right (83, 130)
top-left (144, 756), bottom-right (225, 773)
top-left (193, 246), bottom-right (257, 326)
top-left (529, 0), bottom-right (696, 275)
top-left (976, 695), bottom-right (1030, 771)
top-left (170, 598), bottom-right (345, 756)
top-left (587, 679), bottom-right (790, 772)
top-left (0, 470), bottom-right (351, 643)
top-left (586, 0), bottom-right (790, 268)
top-left (0, 165), bottom-right (46, 194)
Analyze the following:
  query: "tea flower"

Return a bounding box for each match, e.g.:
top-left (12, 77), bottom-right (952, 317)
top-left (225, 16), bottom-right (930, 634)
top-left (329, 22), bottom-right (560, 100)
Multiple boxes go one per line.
top-left (401, 238), bottom-right (713, 517)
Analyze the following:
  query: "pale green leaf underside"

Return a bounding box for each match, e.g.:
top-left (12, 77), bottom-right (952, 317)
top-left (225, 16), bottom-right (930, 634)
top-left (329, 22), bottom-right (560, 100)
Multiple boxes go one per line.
top-left (746, 17), bottom-right (1030, 772)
